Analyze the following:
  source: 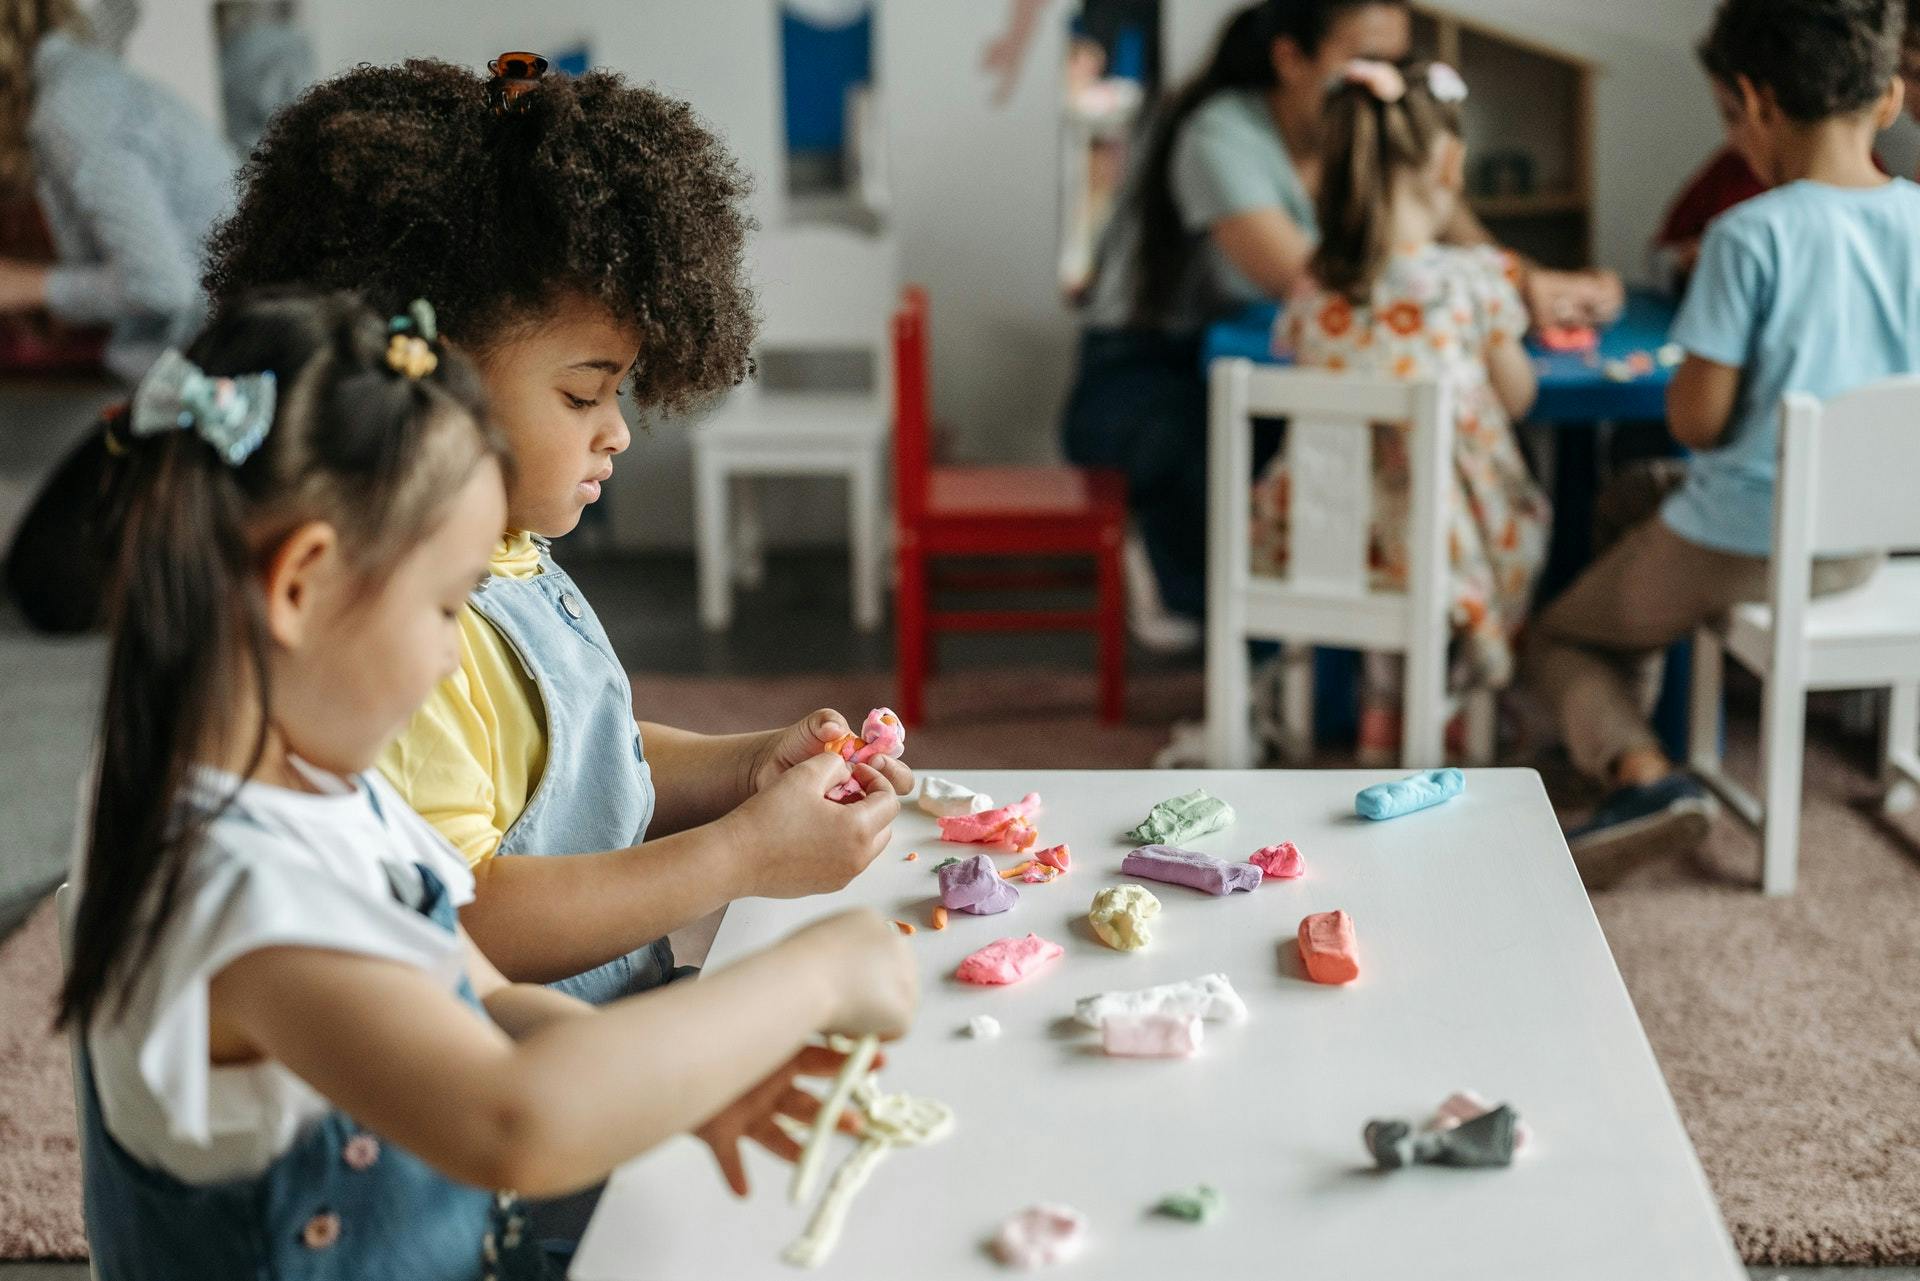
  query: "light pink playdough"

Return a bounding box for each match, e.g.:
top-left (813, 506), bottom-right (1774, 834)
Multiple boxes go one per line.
top-left (992, 1204), bottom-right (1087, 1268)
top-left (939, 793), bottom-right (1043, 846)
top-left (955, 933), bottom-right (1064, 986)
top-left (1248, 841), bottom-right (1304, 880)
top-left (1100, 1012), bottom-right (1203, 1058)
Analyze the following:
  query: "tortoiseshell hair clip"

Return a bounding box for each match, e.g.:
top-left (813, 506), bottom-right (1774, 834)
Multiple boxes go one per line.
top-left (487, 50), bottom-right (549, 115)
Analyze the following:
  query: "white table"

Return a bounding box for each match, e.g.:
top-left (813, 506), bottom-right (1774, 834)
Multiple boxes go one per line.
top-left (572, 769), bottom-right (1744, 1280)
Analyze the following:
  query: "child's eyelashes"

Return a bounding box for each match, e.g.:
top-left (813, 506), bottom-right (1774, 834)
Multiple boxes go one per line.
top-left (563, 392), bottom-right (600, 410)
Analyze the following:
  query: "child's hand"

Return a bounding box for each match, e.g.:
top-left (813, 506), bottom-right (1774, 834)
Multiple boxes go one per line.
top-left (695, 1042), bottom-right (881, 1197)
top-left (790, 907), bottom-right (919, 1040)
top-left (723, 754), bottom-right (901, 898)
top-left (748, 709), bottom-right (914, 798)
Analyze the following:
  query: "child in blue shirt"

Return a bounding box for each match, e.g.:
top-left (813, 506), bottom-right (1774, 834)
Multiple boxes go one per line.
top-left (1525, 0), bottom-right (1911, 886)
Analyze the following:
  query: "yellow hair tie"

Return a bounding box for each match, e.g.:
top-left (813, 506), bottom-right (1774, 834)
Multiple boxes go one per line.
top-left (386, 333), bottom-right (438, 379)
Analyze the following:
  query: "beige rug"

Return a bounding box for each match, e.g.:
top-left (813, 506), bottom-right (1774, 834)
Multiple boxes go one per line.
top-left (5, 665), bottom-right (1917, 1264)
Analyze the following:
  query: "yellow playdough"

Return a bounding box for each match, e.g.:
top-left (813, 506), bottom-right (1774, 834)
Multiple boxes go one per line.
top-left (1089, 884), bottom-right (1161, 951)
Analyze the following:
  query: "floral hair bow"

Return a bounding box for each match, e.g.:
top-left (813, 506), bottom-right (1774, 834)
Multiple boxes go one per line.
top-left (1341, 59), bottom-right (1406, 103)
top-left (386, 298), bottom-right (440, 379)
top-left (1426, 62), bottom-right (1468, 103)
top-left (129, 349), bottom-right (277, 466)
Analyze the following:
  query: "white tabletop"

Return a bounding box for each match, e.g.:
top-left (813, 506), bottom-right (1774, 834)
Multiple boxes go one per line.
top-left (571, 769), bottom-right (1744, 1280)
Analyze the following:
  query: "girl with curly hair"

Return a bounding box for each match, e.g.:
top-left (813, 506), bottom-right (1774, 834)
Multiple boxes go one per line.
top-left (193, 54), bottom-right (917, 1027)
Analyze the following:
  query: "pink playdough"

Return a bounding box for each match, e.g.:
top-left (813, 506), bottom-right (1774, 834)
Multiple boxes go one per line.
top-left (1248, 842), bottom-right (1304, 880)
top-left (992, 1204), bottom-right (1087, 1268)
top-left (955, 933), bottom-right (1063, 986)
top-left (1100, 1013), bottom-right (1203, 1058)
top-left (1298, 910), bottom-right (1359, 984)
top-left (1034, 843), bottom-right (1071, 872)
top-left (822, 708), bottom-right (906, 802)
top-left (939, 793), bottom-right (1042, 850)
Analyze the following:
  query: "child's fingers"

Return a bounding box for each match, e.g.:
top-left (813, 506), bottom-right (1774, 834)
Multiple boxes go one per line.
top-left (752, 1119), bottom-right (805, 1165)
top-left (787, 750), bottom-right (852, 788)
top-left (804, 708), bottom-right (850, 744)
top-left (867, 755), bottom-right (915, 796)
top-left (706, 1137), bottom-right (749, 1197)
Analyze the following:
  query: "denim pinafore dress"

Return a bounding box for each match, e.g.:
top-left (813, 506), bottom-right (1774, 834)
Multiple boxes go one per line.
top-left (468, 538), bottom-right (672, 1004)
top-left (78, 804), bottom-right (557, 1279)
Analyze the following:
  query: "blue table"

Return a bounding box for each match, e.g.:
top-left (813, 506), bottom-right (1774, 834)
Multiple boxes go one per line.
top-left (1200, 288), bottom-right (1677, 421)
top-left (1203, 289), bottom-right (1697, 756)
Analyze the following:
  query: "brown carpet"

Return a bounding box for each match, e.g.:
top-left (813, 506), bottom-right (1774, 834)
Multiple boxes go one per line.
top-left (4, 665), bottom-right (1917, 1264)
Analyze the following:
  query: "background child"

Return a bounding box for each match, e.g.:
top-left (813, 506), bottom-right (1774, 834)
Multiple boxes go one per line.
top-left (1524, 0), bottom-right (1912, 885)
top-left (1251, 59), bottom-right (1547, 762)
top-left (202, 58), bottom-right (914, 1007)
top-left (59, 291), bottom-right (916, 1280)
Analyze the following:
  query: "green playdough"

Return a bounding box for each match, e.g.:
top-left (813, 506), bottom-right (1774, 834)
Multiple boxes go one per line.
top-left (932, 856), bottom-right (962, 873)
top-left (1154, 1185), bottom-right (1223, 1223)
top-left (1126, 790), bottom-right (1234, 845)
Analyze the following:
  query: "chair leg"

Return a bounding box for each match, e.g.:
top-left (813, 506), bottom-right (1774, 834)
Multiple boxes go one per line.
top-left (1885, 681), bottom-right (1920, 815)
top-left (1403, 641), bottom-right (1446, 770)
top-left (693, 450), bottom-right (732, 632)
top-left (1096, 537), bottom-right (1126, 724)
top-left (1687, 627), bottom-right (1723, 776)
top-left (849, 458), bottom-right (883, 633)
top-left (1464, 689), bottom-right (1497, 766)
top-left (1204, 604), bottom-right (1251, 770)
top-left (731, 475), bottom-right (765, 589)
top-left (1280, 645), bottom-right (1315, 764)
top-left (1758, 667), bottom-right (1808, 896)
top-left (896, 544), bottom-right (929, 726)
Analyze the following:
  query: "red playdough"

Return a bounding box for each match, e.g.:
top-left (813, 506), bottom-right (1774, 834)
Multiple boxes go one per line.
top-left (955, 933), bottom-right (1064, 986)
top-left (1249, 842), bottom-right (1304, 880)
top-left (1298, 910), bottom-right (1359, 984)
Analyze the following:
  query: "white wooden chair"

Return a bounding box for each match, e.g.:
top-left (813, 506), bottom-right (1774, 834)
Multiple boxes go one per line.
top-left (1687, 378), bottom-right (1920, 896)
top-left (692, 225), bottom-right (899, 632)
top-left (1204, 360), bottom-right (1495, 769)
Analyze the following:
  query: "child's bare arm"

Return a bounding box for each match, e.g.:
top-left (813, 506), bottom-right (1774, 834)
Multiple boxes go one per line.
top-left (1484, 332), bottom-right (1538, 420)
top-left (209, 908), bottom-right (916, 1199)
top-left (1666, 354), bottom-right (1740, 449)
top-left (464, 755), bottom-right (899, 984)
top-left (1210, 208), bottom-right (1317, 298)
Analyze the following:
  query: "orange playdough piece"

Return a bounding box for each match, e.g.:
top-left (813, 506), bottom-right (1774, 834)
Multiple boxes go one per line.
top-left (1298, 910), bottom-right (1359, 984)
top-left (931, 906), bottom-right (949, 930)
top-left (894, 920), bottom-right (917, 936)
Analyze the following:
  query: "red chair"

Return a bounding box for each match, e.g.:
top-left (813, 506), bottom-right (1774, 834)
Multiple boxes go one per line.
top-left (892, 286), bottom-right (1127, 725)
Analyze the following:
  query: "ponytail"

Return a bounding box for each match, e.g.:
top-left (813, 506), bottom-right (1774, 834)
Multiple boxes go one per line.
top-left (1309, 61), bottom-right (1462, 301)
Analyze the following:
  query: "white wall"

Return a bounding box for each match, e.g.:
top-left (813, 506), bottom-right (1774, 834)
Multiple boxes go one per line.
top-left (116, 0), bottom-right (221, 126)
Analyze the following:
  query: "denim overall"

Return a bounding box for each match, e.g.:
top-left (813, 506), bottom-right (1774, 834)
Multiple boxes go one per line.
top-left (78, 804), bottom-right (556, 1280)
top-left (468, 538), bottom-right (671, 1005)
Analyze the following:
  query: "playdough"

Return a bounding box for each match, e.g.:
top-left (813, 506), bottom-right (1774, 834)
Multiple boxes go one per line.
top-left (918, 775), bottom-right (995, 818)
top-left (956, 934), bottom-right (1063, 986)
top-left (1088, 884), bottom-right (1160, 951)
top-left (1121, 845), bottom-right (1261, 896)
top-left (991, 1204), bottom-right (1087, 1268)
top-left (1074, 974), bottom-right (1247, 1028)
top-left (790, 1035), bottom-right (879, 1205)
top-left (1364, 1105), bottom-right (1518, 1170)
top-left (1101, 1012), bottom-right (1203, 1058)
top-left (1248, 841), bottom-right (1304, 880)
top-left (964, 1015), bottom-right (1001, 1040)
top-left (1297, 910), bottom-right (1359, 984)
top-left (1125, 789), bottom-right (1234, 845)
top-left (1431, 1090), bottom-right (1532, 1150)
top-left (940, 792), bottom-right (1043, 851)
top-left (1354, 768), bottom-right (1464, 820)
top-left (1153, 1185), bottom-right (1223, 1223)
top-left (939, 853), bottom-right (1020, 915)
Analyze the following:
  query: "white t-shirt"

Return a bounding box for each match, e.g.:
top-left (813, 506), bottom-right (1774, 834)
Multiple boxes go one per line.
top-left (73, 760), bottom-right (477, 1184)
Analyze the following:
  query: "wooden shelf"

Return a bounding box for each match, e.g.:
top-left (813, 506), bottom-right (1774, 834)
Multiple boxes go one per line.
top-left (1470, 191), bottom-right (1591, 219)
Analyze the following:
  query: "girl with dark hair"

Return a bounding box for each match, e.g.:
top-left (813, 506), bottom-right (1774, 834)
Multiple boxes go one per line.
top-left (1252, 61), bottom-right (1547, 761)
top-left (60, 291), bottom-right (917, 1279)
top-left (1061, 0), bottom-right (1615, 635)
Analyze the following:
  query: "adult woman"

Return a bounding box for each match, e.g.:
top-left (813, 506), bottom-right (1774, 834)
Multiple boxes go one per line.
top-left (0, 0), bottom-right (235, 381)
top-left (1063, 0), bottom-right (1618, 634)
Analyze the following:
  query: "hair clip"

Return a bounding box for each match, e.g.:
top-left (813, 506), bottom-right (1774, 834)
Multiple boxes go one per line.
top-left (130, 350), bottom-right (277, 466)
top-left (386, 298), bottom-right (440, 379)
top-left (487, 50), bottom-right (549, 115)
top-left (1426, 62), bottom-right (1468, 103)
top-left (1341, 59), bottom-right (1407, 104)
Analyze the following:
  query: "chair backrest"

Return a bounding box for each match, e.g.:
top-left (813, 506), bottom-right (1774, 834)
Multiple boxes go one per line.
top-left (751, 224), bottom-right (900, 355)
top-left (1206, 359), bottom-right (1453, 642)
top-left (1778, 377), bottom-right (1920, 560)
top-left (891, 285), bottom-right (933, 523)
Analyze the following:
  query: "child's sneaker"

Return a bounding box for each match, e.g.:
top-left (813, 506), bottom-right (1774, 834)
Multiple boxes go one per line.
top-left (1565, 774), bottom-right (1715, 890)
top-left (1123, 532), bottom-right (1201, 654)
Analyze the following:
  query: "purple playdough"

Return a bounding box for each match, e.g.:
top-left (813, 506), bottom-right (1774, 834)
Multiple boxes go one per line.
top-left (939, 853), bottom-right (1021, 914)
top-left (1120, 845), bottom-right (1263, 896)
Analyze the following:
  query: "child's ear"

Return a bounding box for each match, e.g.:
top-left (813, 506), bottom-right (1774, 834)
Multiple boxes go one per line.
top-left (1735, 74), bottom-right (1773, 127)
top-left (1875, 75), bottom-right (1905, 130)
top-left (261, 520), bottom-right (341, 651)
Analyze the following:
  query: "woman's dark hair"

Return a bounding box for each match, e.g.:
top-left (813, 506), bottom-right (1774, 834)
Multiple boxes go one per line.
top-left (203, 59), bottom-right (757, 413)
top-left (1697, 0), bottom-right (1902, 123)
top-left (1128, 0), bottom-right (1405, 323)
top-left (1310, 62), bottom-right (1462, 300)
top-left (56, 291), bottom-right (507, 1032)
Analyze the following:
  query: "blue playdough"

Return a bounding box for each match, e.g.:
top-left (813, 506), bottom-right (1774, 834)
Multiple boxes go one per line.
top-left (1355, 768), bottom-right (1464, 821)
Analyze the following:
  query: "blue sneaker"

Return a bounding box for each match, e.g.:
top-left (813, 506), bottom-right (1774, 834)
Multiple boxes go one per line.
top-left (1566, 774), bottom-right (1715, 889)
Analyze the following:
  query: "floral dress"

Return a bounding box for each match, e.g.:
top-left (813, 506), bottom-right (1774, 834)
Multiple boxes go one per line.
top-left (1251, 244), bottom-right (1550, 689)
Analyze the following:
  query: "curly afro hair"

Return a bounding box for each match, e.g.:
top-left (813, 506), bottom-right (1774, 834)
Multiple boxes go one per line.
top-left (203, 59), bottom-right (757, 413)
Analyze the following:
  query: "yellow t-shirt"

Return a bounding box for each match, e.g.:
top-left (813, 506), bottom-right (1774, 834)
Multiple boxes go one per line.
top-left (377, 532), bottom-right (548, 867)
